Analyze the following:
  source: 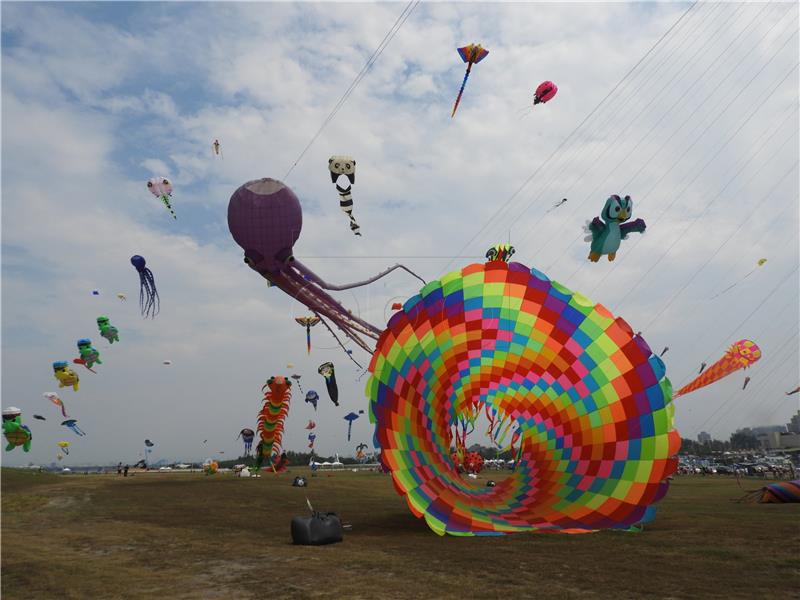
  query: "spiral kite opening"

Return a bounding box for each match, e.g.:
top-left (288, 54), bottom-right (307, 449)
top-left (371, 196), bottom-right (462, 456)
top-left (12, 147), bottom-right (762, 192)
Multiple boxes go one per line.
top-left (367, 261), bottom-right (679, 536)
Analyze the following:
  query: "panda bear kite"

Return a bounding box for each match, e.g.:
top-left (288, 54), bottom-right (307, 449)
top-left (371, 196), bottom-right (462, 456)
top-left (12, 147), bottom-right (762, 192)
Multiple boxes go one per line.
top-left (328, 155), bottom-right (361, 236)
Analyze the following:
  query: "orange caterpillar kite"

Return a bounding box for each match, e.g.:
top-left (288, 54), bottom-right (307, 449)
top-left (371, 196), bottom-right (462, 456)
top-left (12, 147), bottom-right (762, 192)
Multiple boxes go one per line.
top-left (674, 339), bottom-right (761, 398)
top-left (255, 376), bottom-right (292, 471)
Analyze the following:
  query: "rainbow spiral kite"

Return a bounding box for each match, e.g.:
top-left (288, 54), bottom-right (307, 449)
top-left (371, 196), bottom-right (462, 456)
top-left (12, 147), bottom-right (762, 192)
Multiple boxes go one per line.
top-left (367, 260), bottom-right (679, 536)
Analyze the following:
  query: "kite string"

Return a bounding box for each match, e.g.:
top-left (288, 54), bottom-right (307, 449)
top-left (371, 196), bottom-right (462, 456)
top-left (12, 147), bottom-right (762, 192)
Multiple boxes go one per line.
top-left (313, 312), bottom-right (366, 370)
top-left (515, 1), bottom-right (746, 262)
top-left (439, 0), bottom-right (701, 274)
top-left (283, 0), bottom-right (420, 180)
top-left (540, 8), bottom-right (797, 276)
top-left (674, 263), bottom-right (799, 392)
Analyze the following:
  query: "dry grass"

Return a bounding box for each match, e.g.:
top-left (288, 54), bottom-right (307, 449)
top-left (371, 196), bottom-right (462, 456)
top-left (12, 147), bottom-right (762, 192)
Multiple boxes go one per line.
top-left (2, 468), bottom-right (798, 599)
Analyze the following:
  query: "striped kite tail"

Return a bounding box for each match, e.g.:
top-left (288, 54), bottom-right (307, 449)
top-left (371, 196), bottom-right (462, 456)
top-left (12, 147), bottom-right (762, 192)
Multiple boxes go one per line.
top-left (337, 184), bottom-right (361, 236)
top-left (451, 62), bottom-right (473, 118)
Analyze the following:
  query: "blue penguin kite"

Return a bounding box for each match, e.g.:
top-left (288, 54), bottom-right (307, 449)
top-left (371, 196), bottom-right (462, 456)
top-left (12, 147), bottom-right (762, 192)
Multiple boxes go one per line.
top-left (584, 195), bottom-right (646, 262)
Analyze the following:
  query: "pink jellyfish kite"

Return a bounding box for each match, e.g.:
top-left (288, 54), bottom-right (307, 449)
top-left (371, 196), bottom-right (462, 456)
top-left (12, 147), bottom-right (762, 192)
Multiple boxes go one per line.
top-left (533, 81), bottom-right (558, 106)
top-left (147, 177), bottom-right (176, 219)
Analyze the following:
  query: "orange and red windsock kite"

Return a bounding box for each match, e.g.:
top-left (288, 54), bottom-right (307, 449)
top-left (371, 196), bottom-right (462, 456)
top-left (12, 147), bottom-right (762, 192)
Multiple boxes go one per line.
top-left (674, 339), bottom-right (762, 398)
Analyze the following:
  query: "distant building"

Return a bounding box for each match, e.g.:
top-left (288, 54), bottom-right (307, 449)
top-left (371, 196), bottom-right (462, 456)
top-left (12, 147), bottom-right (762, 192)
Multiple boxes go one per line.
top-left (751, 425), bottom-right (787, 435)
top-left (779, 432), bottom-right (800, 449)
top-left (755, 430), bottom-right (800, 450)
top-left (788, 411), bottom-right (800, 434)
top-left (757, 431), bottom-right (781, 450)
top-left (697, 431), bottom-right (712, 444)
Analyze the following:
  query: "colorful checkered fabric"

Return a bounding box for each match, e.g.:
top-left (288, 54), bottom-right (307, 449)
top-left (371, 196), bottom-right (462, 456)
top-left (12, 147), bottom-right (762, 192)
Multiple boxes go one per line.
top-left (366, 260), bottom-right (679, 536)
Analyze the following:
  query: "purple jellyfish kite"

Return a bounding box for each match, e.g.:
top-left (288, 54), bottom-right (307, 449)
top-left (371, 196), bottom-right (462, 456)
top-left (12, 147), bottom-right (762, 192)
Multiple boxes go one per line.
top-left (130, 255), bottom-right (159, 318)
top-left (61, 419), bottom-right (86, 436)
top-left (227, 178), bottom-right (425, 355)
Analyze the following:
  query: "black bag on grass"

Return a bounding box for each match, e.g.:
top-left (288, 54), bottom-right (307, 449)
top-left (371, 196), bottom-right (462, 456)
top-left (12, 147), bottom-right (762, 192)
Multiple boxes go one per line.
top-left (291, 512), bottom-right (343, 545)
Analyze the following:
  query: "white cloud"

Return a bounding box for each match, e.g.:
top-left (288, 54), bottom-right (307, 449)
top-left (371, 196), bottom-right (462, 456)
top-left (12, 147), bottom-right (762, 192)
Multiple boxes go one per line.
top-left (2, 2), bottom-right (798, 466)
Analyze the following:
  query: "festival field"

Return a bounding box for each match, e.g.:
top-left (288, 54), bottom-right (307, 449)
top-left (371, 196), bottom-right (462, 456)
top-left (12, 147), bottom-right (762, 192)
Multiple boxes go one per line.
top-left (2, 468), bottom-right (797, 600)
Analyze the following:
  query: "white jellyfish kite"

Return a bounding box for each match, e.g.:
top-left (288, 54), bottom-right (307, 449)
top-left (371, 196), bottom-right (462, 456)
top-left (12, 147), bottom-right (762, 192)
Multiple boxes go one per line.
top-left (146, 177), bottom-right (176, 219)
top-left (328, 156), bottom-right (360, 236)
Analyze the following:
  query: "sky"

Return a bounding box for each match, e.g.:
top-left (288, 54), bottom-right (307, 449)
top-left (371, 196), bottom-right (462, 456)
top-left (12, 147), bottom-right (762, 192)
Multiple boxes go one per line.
top-left (2, 1), bottom-right (798, 467)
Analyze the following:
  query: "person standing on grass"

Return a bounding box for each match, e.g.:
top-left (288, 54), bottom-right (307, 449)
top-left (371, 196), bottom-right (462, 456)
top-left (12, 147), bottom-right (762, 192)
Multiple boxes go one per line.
top-left (124, 464), bottom-right (129, 477)
top-left (117, 462), bottom-right (122, 476)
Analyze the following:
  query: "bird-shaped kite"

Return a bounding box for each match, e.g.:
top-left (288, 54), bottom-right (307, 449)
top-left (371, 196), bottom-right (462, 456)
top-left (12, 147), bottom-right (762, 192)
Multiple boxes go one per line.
top-left (698, 362), bottom-right (707, 374)
top-left (546, 198), bottom-right (567, 213)
top-left (584, 195), bottom-right (646, 262)
top-left (533, 80), bottom-right (558, 106)
top-left (147, 177), bottom-right (177, 219)
top-left (674, 339), bottom-right (762, 398)
top-left (33, 415), bottom-right (46, 421)
top-left (43, 392), bottom-right (69, 417)
top-left (451, 44), bottom-right (489, 118)
top-left (295, 316), bottom-right (321, 354)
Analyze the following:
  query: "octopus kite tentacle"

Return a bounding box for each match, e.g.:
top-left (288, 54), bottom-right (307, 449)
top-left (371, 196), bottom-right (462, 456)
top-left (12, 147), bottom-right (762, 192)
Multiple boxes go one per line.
top-left (228, 178), bottom-right (427, 356)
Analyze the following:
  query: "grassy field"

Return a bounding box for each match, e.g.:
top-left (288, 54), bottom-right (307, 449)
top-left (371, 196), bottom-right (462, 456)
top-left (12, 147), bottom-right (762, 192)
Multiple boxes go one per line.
top-left (2, 468), bottom-right (798, 600)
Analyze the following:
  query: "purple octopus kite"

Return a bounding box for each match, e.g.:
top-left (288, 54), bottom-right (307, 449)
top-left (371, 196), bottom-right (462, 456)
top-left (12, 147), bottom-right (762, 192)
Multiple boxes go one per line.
top-left (227, 178), bottom-right (425, 355)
